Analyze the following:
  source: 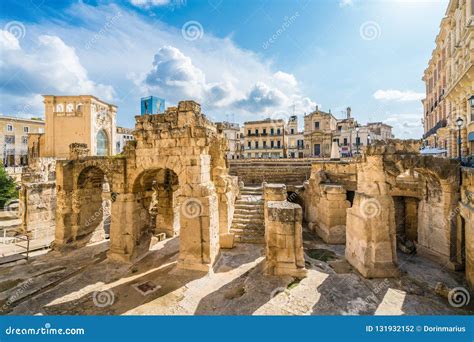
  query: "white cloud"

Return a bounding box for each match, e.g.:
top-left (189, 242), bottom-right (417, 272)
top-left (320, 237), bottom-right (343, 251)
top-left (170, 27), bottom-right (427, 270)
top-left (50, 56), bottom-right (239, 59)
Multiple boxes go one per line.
top-left (384, 113), bottom-right (423, 139)
top-left (129, 0), bottom-right (170, 8)
top-left (373, 89), bottom-right (424, 102)
top-left (1, 2), bottom-right (317, 125)
top-left (339, 0), bottom-right (354, 8)
top-left (0, 29), bottom-right (115, 118)
top-left (273, 71), bottom-right (298, 88)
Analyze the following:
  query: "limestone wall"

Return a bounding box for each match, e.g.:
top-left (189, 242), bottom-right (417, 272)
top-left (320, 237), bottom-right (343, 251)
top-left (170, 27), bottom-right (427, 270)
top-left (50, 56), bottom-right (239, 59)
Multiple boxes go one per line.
top-left (19, 158), bottom-right (57, 241)
top-left (229, 160), bottom-right (312, 185)
top-left (459, 168), bottom-right (474, 289)
top-left (263, 184), bottom-right (306, 277)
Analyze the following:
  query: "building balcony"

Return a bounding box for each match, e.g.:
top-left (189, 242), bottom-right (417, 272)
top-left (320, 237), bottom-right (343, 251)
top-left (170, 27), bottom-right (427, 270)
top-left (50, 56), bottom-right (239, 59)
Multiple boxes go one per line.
top-left (423, 119), bottom-right (447, 139)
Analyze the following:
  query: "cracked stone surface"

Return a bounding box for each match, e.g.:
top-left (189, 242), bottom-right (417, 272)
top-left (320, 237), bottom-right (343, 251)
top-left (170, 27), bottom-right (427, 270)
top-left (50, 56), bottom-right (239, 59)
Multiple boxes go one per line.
top-left (0, 231), bottom-right (472, 316)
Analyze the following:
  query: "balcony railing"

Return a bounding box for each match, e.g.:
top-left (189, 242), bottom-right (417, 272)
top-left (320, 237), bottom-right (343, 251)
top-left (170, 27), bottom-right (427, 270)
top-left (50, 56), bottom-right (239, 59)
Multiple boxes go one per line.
top-left (423, 119), bottom-right (447, 139)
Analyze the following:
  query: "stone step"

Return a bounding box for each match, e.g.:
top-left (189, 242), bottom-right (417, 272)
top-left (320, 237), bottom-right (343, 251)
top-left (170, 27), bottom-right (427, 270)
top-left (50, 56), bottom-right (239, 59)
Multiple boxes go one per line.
top-left (230, 227), bottom-right (265, 234)
top-left (233, 213), bottom-right (263, 219)
top-left (232, 217), bottom-right (264, 224)
top-left (234, 235), bottom-right (265, 244)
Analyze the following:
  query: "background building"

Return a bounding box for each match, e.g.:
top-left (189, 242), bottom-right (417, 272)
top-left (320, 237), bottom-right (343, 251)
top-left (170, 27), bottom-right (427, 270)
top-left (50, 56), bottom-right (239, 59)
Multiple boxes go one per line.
top-left (40, 95), bottom-right (117, 158)
top-left (287, 115), bottom-right (304, 158)
top-left (0, 116), bottom-right (44, 167)
top-left (141, 96), bottom-right (165, 115)
top-left (243, 119), bottom-right (287, 158)
top-left (304, 107), bottom-right (337, 157)
top-left (422, 0), bottom-right (473, 157)
top-left (116, 127), bottom-right (134, 154)
top-left (216, 122), bottom-right (242, 160)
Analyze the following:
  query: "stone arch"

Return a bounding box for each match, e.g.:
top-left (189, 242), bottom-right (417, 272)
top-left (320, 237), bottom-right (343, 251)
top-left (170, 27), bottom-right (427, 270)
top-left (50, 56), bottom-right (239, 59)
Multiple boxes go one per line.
top-left (345, 141), bottom-right (460, 278)
top-left (55, 165), bottom-right (112, 249)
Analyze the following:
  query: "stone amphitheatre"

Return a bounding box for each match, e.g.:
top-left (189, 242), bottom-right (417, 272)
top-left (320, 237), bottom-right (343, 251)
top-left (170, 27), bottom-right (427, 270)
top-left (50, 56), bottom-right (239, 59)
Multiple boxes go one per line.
top-left (1, 100), bottom-right (473, 315)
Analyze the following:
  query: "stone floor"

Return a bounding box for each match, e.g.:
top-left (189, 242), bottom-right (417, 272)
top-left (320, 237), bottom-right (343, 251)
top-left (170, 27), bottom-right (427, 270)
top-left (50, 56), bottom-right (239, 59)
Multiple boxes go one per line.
top-left (0, 230), bottom-right (472, 316)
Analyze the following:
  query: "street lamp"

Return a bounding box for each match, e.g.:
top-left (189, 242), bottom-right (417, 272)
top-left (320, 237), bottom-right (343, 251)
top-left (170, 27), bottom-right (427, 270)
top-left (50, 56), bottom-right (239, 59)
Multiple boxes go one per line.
top-left (367, 133), bottom-right (371, 146)
top-left (355, 125), bottom-right (360, 155)
top-left (456, 117), bottom-right (464, 161)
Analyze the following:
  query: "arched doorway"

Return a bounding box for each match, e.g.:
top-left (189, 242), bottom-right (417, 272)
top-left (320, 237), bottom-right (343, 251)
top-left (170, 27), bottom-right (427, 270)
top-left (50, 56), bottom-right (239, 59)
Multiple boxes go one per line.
top-left (74, 166), bottom-right (111, 246)
top-left (132, 168), bottom-right (181, 239)
top-left (96, 129), bottom-right (109, 156)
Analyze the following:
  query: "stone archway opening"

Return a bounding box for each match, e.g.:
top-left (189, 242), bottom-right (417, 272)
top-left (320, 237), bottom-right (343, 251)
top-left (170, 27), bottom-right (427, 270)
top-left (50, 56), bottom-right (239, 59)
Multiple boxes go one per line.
top-left (75, 166), bottom-right (112, 246)
top-left (132, 168), bottom-right (181, 244)
top-left (393, 196), bottom-right (419, 255)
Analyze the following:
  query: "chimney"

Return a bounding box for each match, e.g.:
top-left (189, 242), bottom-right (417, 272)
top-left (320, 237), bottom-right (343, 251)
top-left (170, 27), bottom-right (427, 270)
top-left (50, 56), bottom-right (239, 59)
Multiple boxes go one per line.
top-left (347, 107), bottom-right (351, 119)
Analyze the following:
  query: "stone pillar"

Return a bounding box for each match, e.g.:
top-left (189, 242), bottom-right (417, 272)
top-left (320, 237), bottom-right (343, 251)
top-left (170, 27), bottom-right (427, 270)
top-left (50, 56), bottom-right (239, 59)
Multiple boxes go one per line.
top-left (346, 193), bottom-right (399, 277)
top-left (345, 154), bottom-right (399, 278)
top-left (214, 167), bottom-right (239, 249)
top-left (316, 184), bottom-right (350, 244)
top-left (54, 189), bottom-right (74, 249)
top-left (178, 184), bottom-right (220, 272)
top-left (108, 193), bottom-right (149, 263)
top-left (264, 184), bottom-right (306, 277)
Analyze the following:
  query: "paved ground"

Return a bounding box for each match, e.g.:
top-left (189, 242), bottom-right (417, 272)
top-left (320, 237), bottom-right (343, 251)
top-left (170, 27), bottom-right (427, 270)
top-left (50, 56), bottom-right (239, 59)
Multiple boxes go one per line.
top-left (0, 230), bottom-right (473, 316)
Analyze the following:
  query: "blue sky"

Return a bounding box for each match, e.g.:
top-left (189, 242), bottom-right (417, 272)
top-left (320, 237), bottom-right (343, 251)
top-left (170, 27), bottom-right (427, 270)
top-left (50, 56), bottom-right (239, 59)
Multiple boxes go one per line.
top-left (0, 0), bottom-right (448, 138)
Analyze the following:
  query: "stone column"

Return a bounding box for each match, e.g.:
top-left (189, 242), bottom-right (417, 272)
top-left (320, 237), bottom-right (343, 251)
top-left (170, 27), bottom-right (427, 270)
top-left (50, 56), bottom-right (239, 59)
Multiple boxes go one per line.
top-left (264, 184), bottom-right (306, 277)
top-left (316, 184), bottom-right (350, 244)
top-left (108, 193), bottom-right (148, 263)
top-left (345, 154), bottom-right (399, 278)
top-left (178, 187), bottom-right (220, 271)
top-left (54, 189), bottom-right (74, 249)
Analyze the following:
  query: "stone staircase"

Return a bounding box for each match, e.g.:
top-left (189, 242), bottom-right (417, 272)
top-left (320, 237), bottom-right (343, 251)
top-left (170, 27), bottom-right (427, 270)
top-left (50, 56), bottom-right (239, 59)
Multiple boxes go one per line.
top-left (230, 186), bottom-right (265, 244)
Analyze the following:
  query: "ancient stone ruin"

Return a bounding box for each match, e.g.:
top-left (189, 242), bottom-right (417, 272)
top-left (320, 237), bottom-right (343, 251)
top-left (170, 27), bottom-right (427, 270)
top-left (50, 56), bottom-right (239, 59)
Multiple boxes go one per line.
top-left (7, 101), bottom-right (473, 315)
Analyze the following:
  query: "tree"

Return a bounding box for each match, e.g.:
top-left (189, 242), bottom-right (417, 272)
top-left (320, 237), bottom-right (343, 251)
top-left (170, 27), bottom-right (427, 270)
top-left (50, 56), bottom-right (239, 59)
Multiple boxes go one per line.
top-left (0, 167), bottom-right (18, 208)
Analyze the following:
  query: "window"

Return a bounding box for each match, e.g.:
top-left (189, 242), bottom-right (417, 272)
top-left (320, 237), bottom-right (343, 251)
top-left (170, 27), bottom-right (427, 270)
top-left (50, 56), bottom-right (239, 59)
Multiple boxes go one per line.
top-left (255, 141), bottom-right (259, 149)
top-left (337, 126), bottom-right (342, 131)
top-left (6, 124), bottom-right (13, 132)
top-left (5, 135), bottom-right (15, 144)
top-left (248, 141), bottom-right (251, 148)
top-left (356, 137), bottom-right (361, 145)
top-left (96, 129), bottom-right (109, 156)
top-left (271, 141), bottom-right (274, 148)
top-left (263, 128), bottom-right (267, 135)
top-left (277, 140), bottom-right (281, 148)
top-left (21, 136), bottom-right (28, 144)
top-left (315, 122), bottom-right (320, 129)
top-left (290, 128), bottom-right (294, 134)
top-left (38, 128), bottom-right (44, 133)
top-left (66, 103), bottom-right (74, 112)
top-left (270, 128), bottom-right (274, 135)
top-left (247, 129), bottom-right (251, 136)
top-left (343, 138), bottom-right (348, 146)
top-left (277, 128), bottom-right (281, 135)
top-left (56, 104), bottom-right (64, 112)
top-left (255, 129), bottom-right (259, 135)
top-left (23, 126), bottom-right (29, 133)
